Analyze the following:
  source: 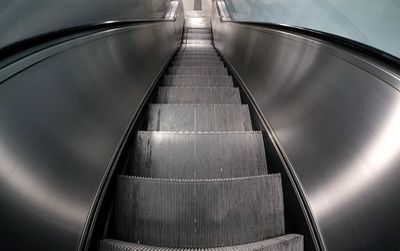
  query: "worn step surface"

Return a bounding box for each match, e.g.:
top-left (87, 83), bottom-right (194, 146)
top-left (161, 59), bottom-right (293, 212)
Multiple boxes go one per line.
top-left (163, 75), bottom-right (234, 87)
top-left (130, 131), bottom-right (267, 179)
top-left (114, 174), bottom-right (285, 247)
top-left (169, 66), bottom-right (227, 75)
top-left (99, 235), bottom-right (303, 251)
top-left (147, 104), bottom-right (252, 131)
top-left (156, 87), bottom-right (240, 104)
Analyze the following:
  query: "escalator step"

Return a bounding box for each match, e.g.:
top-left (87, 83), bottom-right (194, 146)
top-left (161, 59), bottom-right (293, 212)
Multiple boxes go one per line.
top-left (169, 66), bottom-right (227, 75)
top-left (177, 52), bottom-right (218, 57)
top-left (129, 131), bottom-right (267, 178)
top-left (172, 60), bottom-right (223, 67)
top-left (185, 28), bottom-right (211, 34)
top-left (114, 174), bottom-right (285, 247)
top-left (156, 87), bottom-right (240, 104)
top-left (163, 75), bottom-right (234, 87)
top-left (184, 33), bottom-right (212, 40)
top-left (178, 48), bottom-right (217, 53)
top-left (173, 58), bottom-right (222, 63)
top-left (175, 55), bottom-right (220, 61)
top-left (180, 44), bottom-right (214, 49)
top-left (98, 235), bottom-right (303, 251)
top-left (178, 49), bottom-right (217, 54)
top-left (147, 104), bottom-right (252, 131)
top-left (183, 39), bottom-right (213, 45)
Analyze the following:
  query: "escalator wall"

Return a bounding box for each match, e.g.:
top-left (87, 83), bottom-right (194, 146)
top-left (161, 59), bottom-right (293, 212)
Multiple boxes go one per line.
top-left (0, 6), bottom-right (183, 251)
top-left (0, 0), bottom-right (171, 51)
top-left (211, 3), bottom-right (400, 251)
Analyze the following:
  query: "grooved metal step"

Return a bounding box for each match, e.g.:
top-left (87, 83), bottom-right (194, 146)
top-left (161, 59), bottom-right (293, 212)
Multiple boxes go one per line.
top-left (163, 75), bottom-right (234, 87)
top-left (147, 104), bottom-right (252, 131)
top-left (169, 66), bottom-right (227, 75)
top-left (185, 28), bottom-right (211, 34)
top-left (173, 58), bottom-right (222, 63)
top-left (180, 44), bottom-right (214, 49)
top-left (114, 174), bottom-right (285, 247)
top-left (130, 131), bottom-right (267, 179)
top-left (156, 87), bottom-right (240, 104)
top-left (184, 33), bottom-right (212, 40)
top-left (183, 39), bottom-right (213, 45)
top-left (178, 48), bottom-right (216, 52)
top-left (177, 51), bottom-right (218, 56)
top-left (175, 55), bottom-right (220, 61)
top-left (99, 235), bottom-right (303, 251)
top-left (172, 61), bottom-right (223, 67)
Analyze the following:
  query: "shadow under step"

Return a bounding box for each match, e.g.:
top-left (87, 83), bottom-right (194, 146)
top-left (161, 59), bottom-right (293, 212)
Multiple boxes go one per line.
top-left (98, 235), bottom-right (303, 251)
top-left (113, 174), bottom-right (285, 247)
top-left (147, 104), bottom-right (252, 131)
top-left (129, 131), bottom-right (267, 179)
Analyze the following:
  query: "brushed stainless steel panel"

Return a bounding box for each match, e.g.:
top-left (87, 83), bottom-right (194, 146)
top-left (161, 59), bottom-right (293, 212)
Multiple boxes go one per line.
top-left (212, 5), bottom-right (400, 251)
top-left (0, 0), bottom-right (171, 50)
top-left (0, 19), bottom-right (182, 250)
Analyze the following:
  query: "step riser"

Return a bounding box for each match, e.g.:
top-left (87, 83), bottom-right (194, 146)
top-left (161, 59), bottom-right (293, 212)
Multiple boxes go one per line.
top-left (130, 132), bottom-right (267, 178)
top-left (114, 175), bottom-right (285, 247)
top-left (183, 40), bottom-right (213, 45)
top-left (184, 34), bottom-right (212, 40)
top-left (163, 75), bottom-right (234, 87)
top-left (172, 61), bottom-right (223, 67)
top-left (175, 56), bottom-right (220, 61)
top-left (177, 51), bottom-right (218, 56)
top-left (147, 104), bottom-right (252, 131)
top-left (156, 87), bottom-right (240, 104)
top-left (169, 67), bottom-right (228, 75)
top-left (185, 28), bottom-right (211, 34)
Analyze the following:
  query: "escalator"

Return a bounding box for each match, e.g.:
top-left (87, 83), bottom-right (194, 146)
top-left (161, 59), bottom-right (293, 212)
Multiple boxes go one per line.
top-left (97, 10), bottom-right (303, 251)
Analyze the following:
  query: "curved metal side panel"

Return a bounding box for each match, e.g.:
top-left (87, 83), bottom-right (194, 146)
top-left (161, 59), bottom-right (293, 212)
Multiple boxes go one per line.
top-left (0, 20), bottom-right (181, 250)
top-left (211, 4), bottom-right (400, 251)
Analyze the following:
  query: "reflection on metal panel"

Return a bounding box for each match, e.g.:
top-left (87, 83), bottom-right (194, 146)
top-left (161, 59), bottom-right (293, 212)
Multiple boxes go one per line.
top-left (0, 19), bottom-right (181, 250)
top-left (223, 0), bottom-right (400, 59)
top-left (212, 6), bottom-right (400, 251)
top-left (0, 0), bottom-right (171, 50)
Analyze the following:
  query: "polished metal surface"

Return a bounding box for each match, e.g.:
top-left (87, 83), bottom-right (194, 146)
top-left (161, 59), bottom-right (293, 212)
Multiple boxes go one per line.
top-left (212, 3), bottom-right (400, 251)
top-left (0, 9), bottom-right (183, 251)
top-left (0, 0), bottom-right (171, 50)
top-left (98, 235), bottom-right (303, 251)
top-left (130, 131), bottom-right (267, 178)
top-left (114, 174), bottom-right (284, 247)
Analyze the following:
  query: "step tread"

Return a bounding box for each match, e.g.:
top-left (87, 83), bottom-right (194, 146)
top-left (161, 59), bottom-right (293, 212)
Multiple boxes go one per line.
top-left (163, 75), bottom-right (234, 87)
top-left (169, 66), bottom-right (228, 75)
top-left (129, 131), bottom-right (267, 178)
top-left (172, 61), bottom-right (223, 67)
top-left (98, 235), bottom-right (303, 251)
top-left (147, 104), bottom-right (252, 131)
top-left (114, 174), bottom-right (285, 247)
top-left (156, 86), bottom-right (240, 104)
